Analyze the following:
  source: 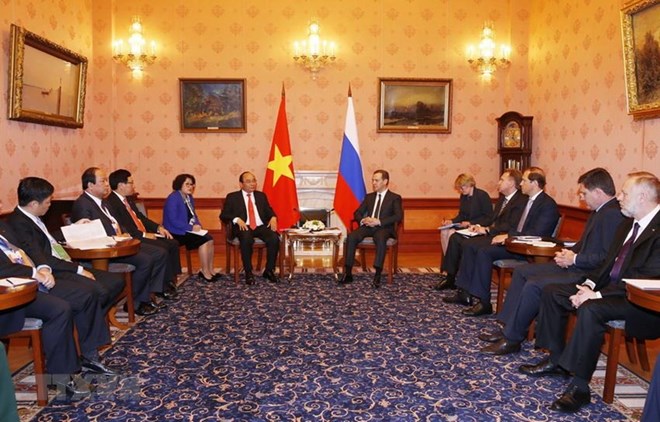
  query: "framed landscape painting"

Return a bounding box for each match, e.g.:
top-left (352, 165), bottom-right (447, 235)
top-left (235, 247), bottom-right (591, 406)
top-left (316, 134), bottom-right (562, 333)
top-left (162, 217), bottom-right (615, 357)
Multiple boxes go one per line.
top-left (621, 0), bottom-right (660, 120)
top-left (378, 78), bottom-right (452, 133)
top-left (179, 78), bottom-right (246, 132)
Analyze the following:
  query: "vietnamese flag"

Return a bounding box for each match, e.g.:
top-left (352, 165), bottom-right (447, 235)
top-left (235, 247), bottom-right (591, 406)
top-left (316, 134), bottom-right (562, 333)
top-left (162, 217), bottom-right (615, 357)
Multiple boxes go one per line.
top-left (263, 85), bottom-right (300, 230)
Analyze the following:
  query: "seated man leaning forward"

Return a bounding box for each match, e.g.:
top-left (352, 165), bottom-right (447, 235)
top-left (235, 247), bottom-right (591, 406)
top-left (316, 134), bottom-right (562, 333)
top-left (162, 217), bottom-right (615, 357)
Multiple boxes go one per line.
top-left (444, 166), bottom-right (560, 316)
top-left (479, 167), bottom-right (624, 355)
top-left (518, 171), bottom-right (660, 413)
top-left (338, 169), bottom-right (403, 289)
top-left (220, 171), bottom-right (280, 285)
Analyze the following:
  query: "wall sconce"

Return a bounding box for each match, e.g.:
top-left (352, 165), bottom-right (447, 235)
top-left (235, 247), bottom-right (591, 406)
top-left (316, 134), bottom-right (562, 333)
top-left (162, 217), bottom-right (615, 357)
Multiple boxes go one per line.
top-left (466, 23), bottom-right (511, 79)
top-left (293, 21), bottom-right (336, 80)
top-left (112, 16), bottom-right (157, 75)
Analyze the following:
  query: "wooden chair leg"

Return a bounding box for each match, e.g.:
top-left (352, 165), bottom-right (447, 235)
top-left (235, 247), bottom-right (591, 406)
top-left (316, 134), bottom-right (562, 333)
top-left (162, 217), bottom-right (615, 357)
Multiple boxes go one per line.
top-left (635, 338), bottom-right (650, 371)
top-left (360, 248), bottom-right (368, 271)
top-left (233, 245), bottom-right (240, 283)
top-left (386, 248), bottom-right (393, 285)
top-left (256, 248), bottom-right (264, 272)
top-left (185, 248), bottom-right (193, 275)
top-left (603, 327), bottom-right (623, 403)
top-left (124, 273), bottom-right (135, 323)
top-left (624, 336), bottom-right (638, 365)
top-left (495, 267), bottom-right (506, 312)
top-left (7, 330), bottom-right (48, 406)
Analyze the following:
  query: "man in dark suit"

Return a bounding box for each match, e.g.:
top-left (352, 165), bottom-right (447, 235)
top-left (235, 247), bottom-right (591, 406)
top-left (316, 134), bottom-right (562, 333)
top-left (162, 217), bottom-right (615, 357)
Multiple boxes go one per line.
top-left (480, 168), bottom-right (624, 355)
top-left (0, 207), bottom-right (114, 397)
top-left (338, 169), bottom-right (403, 288)
top-left (71, 167), bottom-right (167, 316)
top-left (434, 169), bottom-right (525, 290)
top-left (445, 167), bottom-right (560, 316)
top-left (7, 177), bottom-right (125, 315)
top-left (519, 172), bottom-right (660, 413)
top-left (107, 169), bottom-right (180, 299)
top-left (220, 171), bottom-right (280, 285)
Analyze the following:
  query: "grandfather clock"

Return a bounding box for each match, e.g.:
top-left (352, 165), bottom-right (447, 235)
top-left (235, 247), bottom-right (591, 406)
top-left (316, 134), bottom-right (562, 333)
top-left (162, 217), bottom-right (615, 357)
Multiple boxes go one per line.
top-left (496, 111), bottom-right (533, 174)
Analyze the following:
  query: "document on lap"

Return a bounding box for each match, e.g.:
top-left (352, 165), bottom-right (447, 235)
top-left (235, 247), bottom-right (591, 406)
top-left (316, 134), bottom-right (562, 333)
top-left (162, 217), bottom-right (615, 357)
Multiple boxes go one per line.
top-left (455, 228), bottom-right (482, 237)
top-left (61, 219), bottom-right (117, 249)
top-left (187, 229), bottom-right (209, 236)
top-left (0, 277), bottom-right (34, 287)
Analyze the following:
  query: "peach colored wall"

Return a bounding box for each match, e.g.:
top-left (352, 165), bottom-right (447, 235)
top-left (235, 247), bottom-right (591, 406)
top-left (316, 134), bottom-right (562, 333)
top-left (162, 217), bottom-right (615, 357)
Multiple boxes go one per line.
top-left (529, 0), bottom-right (659, 204)
top-left (1, 0), bottom-right (658, 211)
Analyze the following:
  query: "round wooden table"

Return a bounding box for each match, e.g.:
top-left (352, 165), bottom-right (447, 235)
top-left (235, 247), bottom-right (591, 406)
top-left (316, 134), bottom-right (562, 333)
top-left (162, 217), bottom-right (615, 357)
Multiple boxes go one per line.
top-left (505, 236), bottom-right (563, 263)
top-left (64, 238), bottom-right (141, 271)
top-left (0, 280), bottom-right (37, 311)
top-left (626, 283), bottom-right (660, 312)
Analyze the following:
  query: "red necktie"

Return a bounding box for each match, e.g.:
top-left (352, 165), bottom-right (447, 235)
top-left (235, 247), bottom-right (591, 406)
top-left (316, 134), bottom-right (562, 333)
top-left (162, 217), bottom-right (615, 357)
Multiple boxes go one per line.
top-left (247, 193), bottom-right (257, 229)
top-left (124, 198), bottom-right (146, 232)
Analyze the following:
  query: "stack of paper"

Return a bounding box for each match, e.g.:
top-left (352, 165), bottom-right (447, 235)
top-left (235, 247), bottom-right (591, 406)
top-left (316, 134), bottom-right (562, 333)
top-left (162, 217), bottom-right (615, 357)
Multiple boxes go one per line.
top-left (61, 219), bottom-right (117, 250)
top-left (0, 277), bottom-right (34, 287)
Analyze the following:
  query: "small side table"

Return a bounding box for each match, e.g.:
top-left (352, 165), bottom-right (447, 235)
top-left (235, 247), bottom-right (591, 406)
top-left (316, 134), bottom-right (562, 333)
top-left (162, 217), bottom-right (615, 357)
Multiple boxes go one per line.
top-left (283, 228), bottom-right (342, 280)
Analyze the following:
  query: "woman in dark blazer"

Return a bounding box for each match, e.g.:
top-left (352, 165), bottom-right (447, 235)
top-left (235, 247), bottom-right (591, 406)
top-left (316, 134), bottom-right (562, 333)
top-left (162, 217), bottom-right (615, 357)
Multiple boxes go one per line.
top-left (439, 173), bottom-right (493, 255)
top-left (163, 174), bottom-right (218, 282)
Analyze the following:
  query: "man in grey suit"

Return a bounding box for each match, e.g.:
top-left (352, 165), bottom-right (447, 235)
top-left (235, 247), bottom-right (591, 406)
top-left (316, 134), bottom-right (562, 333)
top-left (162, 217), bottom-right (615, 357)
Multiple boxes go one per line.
top-left (480, 167), bottom-right (624, 355)
top-left (339, 169), bottom-right (403, 288)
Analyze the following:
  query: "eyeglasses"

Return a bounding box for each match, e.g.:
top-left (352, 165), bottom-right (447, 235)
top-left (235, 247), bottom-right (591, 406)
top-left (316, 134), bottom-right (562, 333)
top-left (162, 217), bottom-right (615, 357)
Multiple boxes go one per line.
top-left (183, 182), bottom-right (195, 186)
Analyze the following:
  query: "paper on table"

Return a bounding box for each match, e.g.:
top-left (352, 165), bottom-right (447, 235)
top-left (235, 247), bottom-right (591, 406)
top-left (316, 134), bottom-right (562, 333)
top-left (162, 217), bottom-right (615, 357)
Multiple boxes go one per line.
top-left (61, 219), bottom-right (117, 250)
top-left (623, 279), bottom-right (660, 290)
top-left (0, 277), bottom-right (34, 287)
top-left (187, 229), bottom-right (209, 236)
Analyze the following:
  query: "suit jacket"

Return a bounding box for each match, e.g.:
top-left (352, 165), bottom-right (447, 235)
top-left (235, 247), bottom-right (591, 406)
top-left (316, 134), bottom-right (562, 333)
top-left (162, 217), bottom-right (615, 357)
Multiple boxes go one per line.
top-left (572, 198), bottom-right (624, 271)
top-left (220, 190), bottom-right (277, 226)
top-left (488, 190), bottom-right (526, 235)
top-left (106, 192), bottom-right (159, 238)
top-left (591, 211), bottom-right (660, 296)
top-left (71, 192), bottom-right (118, 235)
top-left (508, 190), bottom-right (560, 237)
top-left (6, 208), bottom-right (80, 274)
top-left (163, 190), bottom-right (201, 236)
top-left (353, 190), bottom-right (403, 234)
top-left (453, 187), bottom-right (493, 226)
top-left (0, 221), bottom-right (35, 337)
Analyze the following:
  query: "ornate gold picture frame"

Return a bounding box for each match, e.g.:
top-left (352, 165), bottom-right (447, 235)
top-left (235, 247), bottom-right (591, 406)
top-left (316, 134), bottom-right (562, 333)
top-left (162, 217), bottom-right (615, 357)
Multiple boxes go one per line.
top-left (7, 24), bottom-right (88, 128)
top-left (621, 0), bottom-right (660, 120)
top-left (378, 78), bottom-right (452, 134)
top-left (179, 78), bottom-right (247, 133)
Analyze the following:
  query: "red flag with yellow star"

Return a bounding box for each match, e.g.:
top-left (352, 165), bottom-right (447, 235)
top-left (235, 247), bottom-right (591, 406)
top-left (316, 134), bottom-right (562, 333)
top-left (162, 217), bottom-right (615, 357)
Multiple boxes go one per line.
top-left (263, 86), bottom-right (300, 230)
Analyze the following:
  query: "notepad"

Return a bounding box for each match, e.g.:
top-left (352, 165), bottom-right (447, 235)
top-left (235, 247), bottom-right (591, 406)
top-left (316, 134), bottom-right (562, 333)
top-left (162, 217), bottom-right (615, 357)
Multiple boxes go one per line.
top-left (0, 277), bottom-right (34, 288)
top-left (623, 279), bottom-right (660, 290)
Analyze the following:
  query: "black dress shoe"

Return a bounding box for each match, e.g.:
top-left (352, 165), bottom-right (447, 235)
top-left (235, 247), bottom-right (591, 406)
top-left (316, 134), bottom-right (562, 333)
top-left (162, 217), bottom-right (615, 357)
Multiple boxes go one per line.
top-left (245, 273), bottom-right (255, 285)
top-left (135, 302), bottom-right (158, 316)
top-left (338, 273), bottom-right (354, 285)
top-left (550, 385), bottom-right (591, 412)
top-left (462, 301), bottom-right (493, 316)
top-left (157, 288), bottom-right (179, 301)
top-left (519, 357), bottom-right (570, 377)
top-left (442, 289), bottom-right (471, 305)
top-left (372, 273), bottom-right (381, 289)
top-left (198, 271), bottom-right (217, 283)
top-left (478, 329), bottom-right (503, 343)
top-left (480, 338), bottom-right (521, 355)
top-left (81, 356), bottom-right (118, 375)
top-left (211, 273), bottom-right (223, 281)
top-left (54, 374), bottom-right (95, 401)
top-left (151, 300), bottom-right (168, 310)
top-left (432, 277), bottom-right (455, 291)
top-left (263, 270), bottom-right (281, 283)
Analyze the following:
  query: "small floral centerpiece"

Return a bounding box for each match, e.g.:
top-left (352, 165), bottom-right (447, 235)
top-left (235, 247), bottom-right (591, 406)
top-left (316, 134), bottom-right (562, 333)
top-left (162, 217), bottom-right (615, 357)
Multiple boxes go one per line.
top-left (302, 219), bottom-right (325, 232)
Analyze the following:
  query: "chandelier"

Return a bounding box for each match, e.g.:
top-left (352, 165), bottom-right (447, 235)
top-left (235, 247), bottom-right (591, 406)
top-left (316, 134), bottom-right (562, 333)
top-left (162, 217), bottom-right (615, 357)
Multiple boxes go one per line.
top-left (466, 23), bottom-right (511, 79)
top-left (112, 16), bottom-right (157, 75)
top-left (293, 21), bottom-right (336, 80)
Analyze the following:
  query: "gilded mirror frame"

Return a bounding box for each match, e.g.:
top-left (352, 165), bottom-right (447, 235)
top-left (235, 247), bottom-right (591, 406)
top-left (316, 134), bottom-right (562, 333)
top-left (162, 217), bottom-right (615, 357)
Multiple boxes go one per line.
top-left (7, 24), bottom-right (88, 128)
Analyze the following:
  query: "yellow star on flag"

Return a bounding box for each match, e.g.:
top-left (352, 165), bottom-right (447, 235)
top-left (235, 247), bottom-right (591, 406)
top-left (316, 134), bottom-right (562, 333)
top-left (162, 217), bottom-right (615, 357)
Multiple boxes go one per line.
top-left (267, 145), bottom-right (294, 186)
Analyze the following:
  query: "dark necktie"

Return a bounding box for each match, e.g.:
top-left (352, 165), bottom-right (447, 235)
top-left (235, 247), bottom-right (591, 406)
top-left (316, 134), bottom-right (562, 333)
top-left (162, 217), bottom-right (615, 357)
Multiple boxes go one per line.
top-left (373, 194), bottom-right (382, 219)
top-left (247, 193), bottom-right (257, 229)
top-left (609, 222), bottom-right (640, 282)
top-left (496, 197), bottom-right (509, 217)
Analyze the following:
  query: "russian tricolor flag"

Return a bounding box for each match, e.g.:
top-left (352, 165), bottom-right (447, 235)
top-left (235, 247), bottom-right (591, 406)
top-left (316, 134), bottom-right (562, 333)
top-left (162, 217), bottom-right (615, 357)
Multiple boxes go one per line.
top-left (333, 87), bottom-right (366, 228)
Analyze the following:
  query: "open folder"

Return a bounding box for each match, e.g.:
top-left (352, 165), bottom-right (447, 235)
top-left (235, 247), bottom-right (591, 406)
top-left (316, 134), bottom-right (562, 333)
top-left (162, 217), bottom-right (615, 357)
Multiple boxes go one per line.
top-left (61, 219), bottom-right (117, 250)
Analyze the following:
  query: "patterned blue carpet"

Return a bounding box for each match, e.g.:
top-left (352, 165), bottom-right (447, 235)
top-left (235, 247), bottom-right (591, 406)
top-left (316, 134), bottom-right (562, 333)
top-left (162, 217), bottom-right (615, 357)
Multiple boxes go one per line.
top-left (32, 273), bottom-right (629, 421)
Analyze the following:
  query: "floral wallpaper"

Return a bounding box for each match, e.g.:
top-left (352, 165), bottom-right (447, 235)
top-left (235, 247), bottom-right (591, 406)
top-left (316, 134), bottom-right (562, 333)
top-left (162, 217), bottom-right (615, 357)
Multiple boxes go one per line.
top-left (1, 0), bottom-right (658, 210)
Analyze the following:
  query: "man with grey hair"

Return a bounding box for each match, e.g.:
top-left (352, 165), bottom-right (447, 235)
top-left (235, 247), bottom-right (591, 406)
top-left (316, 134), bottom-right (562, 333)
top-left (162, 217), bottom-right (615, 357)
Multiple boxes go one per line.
top-left (518, 171), bottom-right (660, 413)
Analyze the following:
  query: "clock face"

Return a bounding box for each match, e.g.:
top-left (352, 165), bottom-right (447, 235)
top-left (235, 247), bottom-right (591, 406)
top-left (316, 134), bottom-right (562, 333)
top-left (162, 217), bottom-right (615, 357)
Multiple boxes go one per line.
top-left (502, 121), bottom-right (522, 148)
